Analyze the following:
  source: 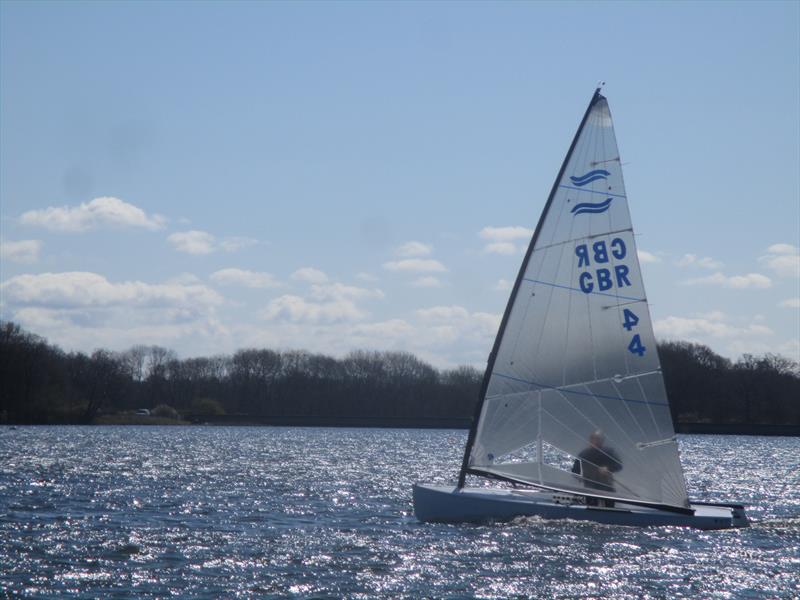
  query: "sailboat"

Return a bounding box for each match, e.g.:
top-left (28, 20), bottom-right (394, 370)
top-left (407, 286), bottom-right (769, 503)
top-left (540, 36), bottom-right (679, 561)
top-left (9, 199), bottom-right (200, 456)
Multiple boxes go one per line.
top-left (413, 89), bottom-right (749, 529)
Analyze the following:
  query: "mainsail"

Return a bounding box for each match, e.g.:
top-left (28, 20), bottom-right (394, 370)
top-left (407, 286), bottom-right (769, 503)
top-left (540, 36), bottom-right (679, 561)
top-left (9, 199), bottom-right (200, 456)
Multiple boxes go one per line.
top-left (459, 89), bottom-right (690, 509)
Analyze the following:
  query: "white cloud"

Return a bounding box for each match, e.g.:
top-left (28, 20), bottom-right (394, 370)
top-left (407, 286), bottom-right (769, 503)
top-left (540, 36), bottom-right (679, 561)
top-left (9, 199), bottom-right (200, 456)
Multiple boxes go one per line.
top-left (309, 282), bottom-right (384, 301)
top-left (767, 243), bottom-right (798, 255)
top-left (168, 230), bottom-right (259, 255)
top-left (1, 271), bottom-right (226, 354)
top-left (259, 294), bottom-right (365, 323)
top-left (410, 276), bottom-right (443, 288)
top-left (382, 258), bottom-right (447, 273)
top-left (165, 272), bottom-right (203, 285)
top-left (479, 226), bottom-right (533, 255)
top-left (10, 305), bottom-right (229, 356)
top-left (0, 240), bottom-right (42, 263)
top-left (484, 242), bottom-right (518, 255)
top-left (675, 253), bottom-right (723, 269)
top-left (350, 319), bottom-right (416, 339)
top-left (258, 275), bottom-right (383, 327)
top-left (779, 297), bottom-right (800, 309)
top-left (210, 268), bottom-right (282, 289)
top-left (695, 310), bottom-right (727, 322)
top-left (681, 272), bottom-right (772, 289)
top-left (777, 338), bottom-right (800, 363)
top-left (416, 305), bottom-right (470, 321)
top-left (168, 230), bottom-right (216, 255)
top-left (218, 237), bottom-right (258, 252)
top-left (355, 272), bottom-right (378, 282)
top-left (654, 315), bottom-right (773, 340)
top-left (493, 278), bottom-right (512, 292)
top-left (291, 267), bottom-right (329, 284)
top-left (760, 244), bottom-right (800, 278)
top-left (471, 311), bottom-right (502, 335)
top-left (396, 241), bottom-right (432, 257)
top-left (20, 197), bottom-right (165, 232)
top-left (1, 271), bottom-right (223, 309)
top-left (479, 226), bottom-right (533, 242)
top-left (637, 250), bottom-right (661, 264)
top-left (414, 305), bottom-right (501, 336)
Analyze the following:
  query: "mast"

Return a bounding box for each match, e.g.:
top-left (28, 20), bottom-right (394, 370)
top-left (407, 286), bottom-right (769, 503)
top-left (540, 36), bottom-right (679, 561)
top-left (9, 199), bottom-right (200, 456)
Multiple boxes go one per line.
top-left (457, 88), bottom-right (604, 488)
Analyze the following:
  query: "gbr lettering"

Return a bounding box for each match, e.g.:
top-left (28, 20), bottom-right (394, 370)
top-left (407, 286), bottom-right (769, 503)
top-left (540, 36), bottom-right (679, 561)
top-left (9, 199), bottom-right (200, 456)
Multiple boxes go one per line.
top-left (575, 238), bottom-right (631, 294)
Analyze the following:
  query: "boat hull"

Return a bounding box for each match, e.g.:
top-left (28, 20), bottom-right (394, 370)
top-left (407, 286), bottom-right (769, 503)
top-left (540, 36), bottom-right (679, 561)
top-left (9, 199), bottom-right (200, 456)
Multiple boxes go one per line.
top-left (413, 484), bottom-right (749, 530)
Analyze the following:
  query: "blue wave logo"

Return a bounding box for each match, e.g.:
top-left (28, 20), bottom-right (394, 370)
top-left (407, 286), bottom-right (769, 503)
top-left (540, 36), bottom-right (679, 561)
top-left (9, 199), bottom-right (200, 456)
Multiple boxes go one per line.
top-left (570, 169), bottom-right (610, 187)
top-left (571, 197), bottom-right (613, 216)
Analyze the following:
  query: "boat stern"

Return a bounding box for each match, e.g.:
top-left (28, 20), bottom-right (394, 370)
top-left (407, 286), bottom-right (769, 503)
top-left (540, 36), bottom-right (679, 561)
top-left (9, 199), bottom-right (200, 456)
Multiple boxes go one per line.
top-left (690, 501), bottom-right (750, 529)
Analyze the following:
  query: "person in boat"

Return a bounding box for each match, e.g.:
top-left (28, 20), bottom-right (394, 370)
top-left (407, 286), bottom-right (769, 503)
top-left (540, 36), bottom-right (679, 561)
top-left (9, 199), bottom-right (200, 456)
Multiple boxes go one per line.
top-left (571, 430), bottom-right (622, 501)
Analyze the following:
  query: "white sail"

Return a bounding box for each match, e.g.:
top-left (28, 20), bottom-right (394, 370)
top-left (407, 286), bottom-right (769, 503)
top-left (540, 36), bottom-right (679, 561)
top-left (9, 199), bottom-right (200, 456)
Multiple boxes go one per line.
top-left (462, 91), bottom-right (689, 509)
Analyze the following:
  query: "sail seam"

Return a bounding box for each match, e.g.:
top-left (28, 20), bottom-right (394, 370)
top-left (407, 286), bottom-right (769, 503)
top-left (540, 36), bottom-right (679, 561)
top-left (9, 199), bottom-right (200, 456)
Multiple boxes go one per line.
top-left (485, 370), bottom-right (662, 398)
top-left (490, 372), bottom-right (668, 406)
top-left (530, 228), bottom-right (634, 254)
top-left (522, 278), bottom-right (645, 302)
top-left (559, 184), bottom-right (627, 198)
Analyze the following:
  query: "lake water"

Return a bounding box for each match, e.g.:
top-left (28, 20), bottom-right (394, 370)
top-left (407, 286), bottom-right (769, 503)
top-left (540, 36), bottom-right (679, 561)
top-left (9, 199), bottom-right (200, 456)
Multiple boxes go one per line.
top-left (0, 426), bottom-right (798, 598)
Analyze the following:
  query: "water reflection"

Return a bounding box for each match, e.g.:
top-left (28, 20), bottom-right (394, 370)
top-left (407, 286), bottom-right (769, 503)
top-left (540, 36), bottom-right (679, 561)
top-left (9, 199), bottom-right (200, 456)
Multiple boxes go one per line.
top-left (0, 427), bottom-right (798, 598)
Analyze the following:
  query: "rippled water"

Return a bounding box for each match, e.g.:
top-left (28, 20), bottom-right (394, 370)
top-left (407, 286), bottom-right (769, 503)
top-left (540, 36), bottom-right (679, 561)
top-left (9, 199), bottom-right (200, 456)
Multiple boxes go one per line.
top-left (0, 426), bottom-right (798, 598)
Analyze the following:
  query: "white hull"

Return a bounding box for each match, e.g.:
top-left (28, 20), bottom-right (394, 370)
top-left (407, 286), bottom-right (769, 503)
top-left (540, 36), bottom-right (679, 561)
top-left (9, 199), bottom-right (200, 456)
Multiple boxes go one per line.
top-left (413, 484), bottom-right (749, 530)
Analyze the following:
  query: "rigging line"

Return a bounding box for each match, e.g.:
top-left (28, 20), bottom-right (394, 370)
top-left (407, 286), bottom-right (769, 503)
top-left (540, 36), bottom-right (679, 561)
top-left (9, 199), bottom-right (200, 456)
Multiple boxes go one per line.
top-left (590, 155), bottom-right (620, 166)
top-left (634, 373), bottom-right (684, 492)
top-left (605, 376), bottom-right (677, 484)
top-left (572, 381), bottom-right (655, 474)
top-left (602, 299), bottom-right (641, 310)
top-left (571, 472), bottom-right (637, 498)
top-left (491, 371), bottom-right (669, 407)
top-left (482, 396), bottom-right (540, 457)
top-left (539, 404), bottom-right (648, 496)
top-left (541, 389), bottom-right (653, 476)
top-left (603, 376), bottom-right (668, 482)
top-left (558, 185), bottom-right (627, 198)
top-left (607, 375), bottom-right (667, 455)
top-left (522, 278), bottom-right (645, 303)
top-left (632, 374), bottom-right (687, 502)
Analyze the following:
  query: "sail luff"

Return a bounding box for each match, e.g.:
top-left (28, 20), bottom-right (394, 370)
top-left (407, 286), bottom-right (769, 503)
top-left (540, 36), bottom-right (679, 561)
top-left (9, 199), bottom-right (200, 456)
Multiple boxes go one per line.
top-left (457, 88), bottom-right (604, 488)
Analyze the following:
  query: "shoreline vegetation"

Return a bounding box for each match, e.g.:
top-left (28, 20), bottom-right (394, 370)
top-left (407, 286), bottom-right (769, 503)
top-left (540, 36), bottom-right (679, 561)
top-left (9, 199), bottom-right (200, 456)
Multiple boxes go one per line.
top-left (2, 321), bottom-right (799, 435)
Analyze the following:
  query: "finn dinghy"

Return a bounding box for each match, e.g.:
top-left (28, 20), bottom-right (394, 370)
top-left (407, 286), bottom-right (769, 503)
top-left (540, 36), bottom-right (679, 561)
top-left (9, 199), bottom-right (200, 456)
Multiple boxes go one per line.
top-left (413, 89), bottom-right (749, 530)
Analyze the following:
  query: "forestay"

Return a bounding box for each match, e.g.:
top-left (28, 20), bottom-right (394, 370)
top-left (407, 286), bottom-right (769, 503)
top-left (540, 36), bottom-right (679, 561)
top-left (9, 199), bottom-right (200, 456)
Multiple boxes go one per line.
top-left (461, 90), bottom-right (690, 509)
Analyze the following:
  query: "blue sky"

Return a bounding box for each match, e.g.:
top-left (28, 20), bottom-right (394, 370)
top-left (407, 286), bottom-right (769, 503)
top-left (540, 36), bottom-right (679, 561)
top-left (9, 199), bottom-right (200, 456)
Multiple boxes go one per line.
top-left (1, 1), bottom-right (798, 368)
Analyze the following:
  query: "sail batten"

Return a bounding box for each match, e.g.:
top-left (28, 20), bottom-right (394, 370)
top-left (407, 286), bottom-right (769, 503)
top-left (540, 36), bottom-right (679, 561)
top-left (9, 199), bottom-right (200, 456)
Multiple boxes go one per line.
top-left (459, 90), bottom-right (689, 509)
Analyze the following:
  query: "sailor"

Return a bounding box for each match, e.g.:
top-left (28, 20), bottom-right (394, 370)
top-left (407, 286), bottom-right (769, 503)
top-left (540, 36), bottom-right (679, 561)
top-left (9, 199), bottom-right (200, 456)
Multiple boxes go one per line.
top-left (572, 430), bottom-right (622, 505)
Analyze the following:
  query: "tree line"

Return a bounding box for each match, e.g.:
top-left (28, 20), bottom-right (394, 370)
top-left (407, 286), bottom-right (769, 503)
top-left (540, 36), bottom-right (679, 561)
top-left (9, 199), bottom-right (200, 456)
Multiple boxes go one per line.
top-left (1, 321), bottom-right (798, 426)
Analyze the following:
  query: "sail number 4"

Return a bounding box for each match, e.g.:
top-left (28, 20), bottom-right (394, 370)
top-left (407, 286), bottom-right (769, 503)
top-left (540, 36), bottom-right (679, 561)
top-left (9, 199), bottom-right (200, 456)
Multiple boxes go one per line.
top-left (624, 308), bottom-right (645, 356)
top-left (575, 239), bottom-right (646, 357)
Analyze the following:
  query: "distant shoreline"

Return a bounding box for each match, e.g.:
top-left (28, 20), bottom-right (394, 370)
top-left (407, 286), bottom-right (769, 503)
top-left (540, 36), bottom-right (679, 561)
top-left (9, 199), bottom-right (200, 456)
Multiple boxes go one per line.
top-left (3, 414), bottom-right (800, 436)
top-left (78, 414), bottom-right (800, 436)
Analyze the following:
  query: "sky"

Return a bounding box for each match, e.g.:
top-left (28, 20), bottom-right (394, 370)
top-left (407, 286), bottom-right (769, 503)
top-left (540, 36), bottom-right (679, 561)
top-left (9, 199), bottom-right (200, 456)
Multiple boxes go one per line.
top-left (1, 1), bottom-right (798, 369)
